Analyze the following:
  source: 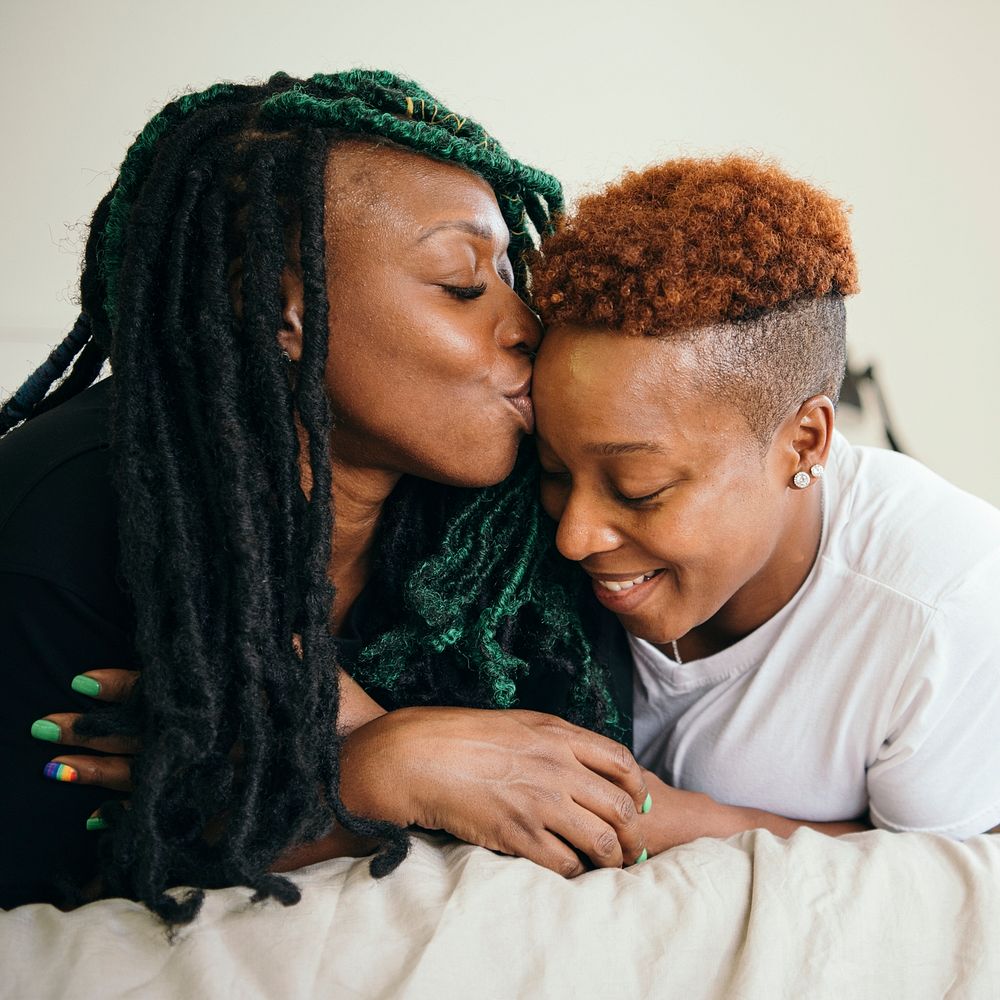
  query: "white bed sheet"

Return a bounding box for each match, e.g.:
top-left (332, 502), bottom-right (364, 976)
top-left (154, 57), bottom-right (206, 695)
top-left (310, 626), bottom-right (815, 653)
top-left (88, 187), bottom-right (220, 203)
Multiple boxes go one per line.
top-left (3, 828), bottom-right (999, 999)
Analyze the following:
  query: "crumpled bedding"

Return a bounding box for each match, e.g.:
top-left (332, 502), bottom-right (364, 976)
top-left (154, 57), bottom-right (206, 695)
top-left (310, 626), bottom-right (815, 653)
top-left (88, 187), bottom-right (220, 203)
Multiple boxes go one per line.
top-left (3, 828), bottom-right (999, 999)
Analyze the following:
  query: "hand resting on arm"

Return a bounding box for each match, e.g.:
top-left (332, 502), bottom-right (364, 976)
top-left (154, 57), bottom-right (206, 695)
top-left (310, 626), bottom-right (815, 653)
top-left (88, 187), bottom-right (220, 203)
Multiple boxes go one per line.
top-left (36, 666), bottom-right (651, 878)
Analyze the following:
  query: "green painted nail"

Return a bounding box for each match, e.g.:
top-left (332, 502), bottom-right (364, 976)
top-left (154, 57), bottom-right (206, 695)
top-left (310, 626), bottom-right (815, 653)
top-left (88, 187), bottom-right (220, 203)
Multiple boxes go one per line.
top-left (30, 719), bottom-right (61, 742)
top-left (641, 793), bottom-right (652, 814)
top-left (86, 815), bottom-right (108, 832)
top-left (71, 675), bottom-right (101, 698)
top-left (634, 848), bottom-right (648, 865)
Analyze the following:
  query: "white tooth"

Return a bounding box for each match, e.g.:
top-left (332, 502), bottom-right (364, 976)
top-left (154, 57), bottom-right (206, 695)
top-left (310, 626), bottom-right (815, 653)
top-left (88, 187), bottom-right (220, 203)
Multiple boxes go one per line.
top-left (618, 580), bottom-right (635, 590)
top-left (603, 581), bottom-right (622, 592)
top-left (630, 573), bottom-right (648, 586)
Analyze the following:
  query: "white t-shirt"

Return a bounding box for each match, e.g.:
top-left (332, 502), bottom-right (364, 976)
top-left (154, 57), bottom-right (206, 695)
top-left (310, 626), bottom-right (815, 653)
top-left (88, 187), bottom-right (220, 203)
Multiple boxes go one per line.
top-left (630, 431), bottom-right (1000, 838)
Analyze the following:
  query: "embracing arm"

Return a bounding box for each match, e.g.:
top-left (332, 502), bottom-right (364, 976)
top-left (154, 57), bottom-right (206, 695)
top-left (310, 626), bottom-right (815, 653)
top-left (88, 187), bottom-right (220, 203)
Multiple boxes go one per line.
top-left (39, 667), bottom-right (653, 877)
top-left (636, 770), bottom-right (869, 855)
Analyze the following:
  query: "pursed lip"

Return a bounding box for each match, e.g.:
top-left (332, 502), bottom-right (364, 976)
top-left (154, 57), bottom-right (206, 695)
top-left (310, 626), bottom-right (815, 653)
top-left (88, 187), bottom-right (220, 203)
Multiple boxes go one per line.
top-left (503, 374), bottom-right (532, 400)
top-left (503, 374), bottom-right (534, 432)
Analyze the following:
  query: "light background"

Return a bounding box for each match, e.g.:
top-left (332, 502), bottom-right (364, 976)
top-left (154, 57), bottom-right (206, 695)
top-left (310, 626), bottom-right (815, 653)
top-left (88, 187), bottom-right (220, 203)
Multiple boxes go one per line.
top-left (1, 0), bottom-right (997, 502)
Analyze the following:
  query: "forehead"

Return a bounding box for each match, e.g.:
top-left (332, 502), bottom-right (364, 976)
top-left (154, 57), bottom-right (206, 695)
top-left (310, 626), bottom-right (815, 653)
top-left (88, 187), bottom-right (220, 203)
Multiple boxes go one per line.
top-left (534, 324), bottom-right (750, 454)
top-left (324, 141), bottom-right (503, 233)
top-left (535, 324), bottom-right (698, 402)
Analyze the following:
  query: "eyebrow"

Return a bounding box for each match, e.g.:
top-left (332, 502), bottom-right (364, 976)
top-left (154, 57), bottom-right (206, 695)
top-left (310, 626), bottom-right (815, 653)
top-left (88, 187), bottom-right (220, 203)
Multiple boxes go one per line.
top-left (415, 220), bottom-right (504, 245)
top-left (586, 442), bottom-right (669, 457)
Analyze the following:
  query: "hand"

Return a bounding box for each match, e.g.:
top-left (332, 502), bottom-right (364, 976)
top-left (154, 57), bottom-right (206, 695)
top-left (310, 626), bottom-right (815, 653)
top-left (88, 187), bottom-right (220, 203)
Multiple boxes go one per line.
top-left (30, 646), bottom-right (382, 795)
top-left (31, 669), bottom-right (140, 792)
top-left (339, 706), bottom-right (651, 877)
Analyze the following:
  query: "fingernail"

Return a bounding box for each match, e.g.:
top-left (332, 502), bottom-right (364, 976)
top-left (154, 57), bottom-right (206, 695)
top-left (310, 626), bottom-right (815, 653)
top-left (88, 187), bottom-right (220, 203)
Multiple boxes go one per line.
top-left (633, 848), bottom-right (648, 865)
top-left (641, 793), bottom-right (652, 814)
top-left (71, 675), bottom-right (101, 697)
top-left (42, 761), bottom-right (78, 782)
top-left (30, 719), bottom-right (61, 742)
top-left (86, 811), bottom-right (107, 832)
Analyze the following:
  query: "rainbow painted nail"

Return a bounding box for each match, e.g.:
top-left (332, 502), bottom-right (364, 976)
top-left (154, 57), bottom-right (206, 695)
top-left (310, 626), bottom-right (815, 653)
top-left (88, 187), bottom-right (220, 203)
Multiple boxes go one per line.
top-left (633, 848), bottom-right (648, 865)
top-left (641, 793), bottom-right (652, 814)
top-left (43, 762), bottom-right (78, 782)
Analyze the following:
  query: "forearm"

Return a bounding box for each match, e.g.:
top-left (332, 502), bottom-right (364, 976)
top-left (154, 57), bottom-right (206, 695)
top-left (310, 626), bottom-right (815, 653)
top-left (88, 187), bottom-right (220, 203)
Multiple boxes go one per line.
top-left (271, 671), bottom-right (389, 872)
top-left (271, 824), bottom-right (379, 871)
top-left (717, 803), bottom-right (871, 839)
top-left (638, 772), bottom-right (871, 854)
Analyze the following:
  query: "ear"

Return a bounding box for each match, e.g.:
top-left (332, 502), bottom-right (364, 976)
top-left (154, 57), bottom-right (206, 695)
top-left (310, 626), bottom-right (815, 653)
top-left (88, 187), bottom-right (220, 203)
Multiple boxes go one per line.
top-left (782, 394), bottom-right (835, 485)
top-left (276, 267), bottom-right (305, 362)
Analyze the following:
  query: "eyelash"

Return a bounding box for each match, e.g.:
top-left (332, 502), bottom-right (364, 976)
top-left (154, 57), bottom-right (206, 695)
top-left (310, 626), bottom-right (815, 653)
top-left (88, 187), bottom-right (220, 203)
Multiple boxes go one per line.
top-left (541, 471), bottom-right (669, 508)
top-left (615, 487), bottom-right (669, 507)
top-left (442, 282), bottom-right (488, 300)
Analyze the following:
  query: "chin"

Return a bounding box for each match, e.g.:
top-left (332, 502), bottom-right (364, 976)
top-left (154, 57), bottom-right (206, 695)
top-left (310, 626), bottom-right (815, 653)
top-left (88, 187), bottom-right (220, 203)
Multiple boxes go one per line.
top-left (616, 602), bottom-right (687, 646)
top-left (622, 618), bottom-right (677, 645)
top-left (436, 445), bottom-right (520, 489)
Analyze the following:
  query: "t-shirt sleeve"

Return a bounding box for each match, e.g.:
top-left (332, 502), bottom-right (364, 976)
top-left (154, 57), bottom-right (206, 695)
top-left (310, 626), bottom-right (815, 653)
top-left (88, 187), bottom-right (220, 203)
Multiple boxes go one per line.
top-left (866, 565), bottom-right (1000, 839)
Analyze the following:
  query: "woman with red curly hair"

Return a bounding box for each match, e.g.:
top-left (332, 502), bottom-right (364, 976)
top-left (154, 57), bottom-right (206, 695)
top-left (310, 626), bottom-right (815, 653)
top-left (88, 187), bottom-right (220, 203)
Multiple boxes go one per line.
top-left (531, 156), bottom-right (1000, 852)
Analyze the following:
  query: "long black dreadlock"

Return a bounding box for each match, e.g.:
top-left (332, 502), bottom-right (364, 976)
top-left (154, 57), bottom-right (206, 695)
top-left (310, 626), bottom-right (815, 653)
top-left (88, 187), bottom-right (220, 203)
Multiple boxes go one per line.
top-left (0, 70), bottom-right (621, 925)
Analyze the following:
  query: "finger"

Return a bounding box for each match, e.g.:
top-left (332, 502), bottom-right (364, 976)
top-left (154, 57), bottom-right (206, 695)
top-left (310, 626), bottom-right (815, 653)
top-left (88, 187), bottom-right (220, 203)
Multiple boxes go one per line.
top-left (42, 754), bottom-right (133, 792)
top-left (70, 669), bottom-right (140, 703)
top-left (30, 713), bottom-right (140, 754)
top-left (87, 801), bottom-right (131, 832)
top-left (511, 832), bottom-right (588, 879)
top-left (570, 777), bottom-right (646, 866)
top-left (545, 803), bottom-right (634, 869)
top-left (565, 728), bottom-right (651, 814)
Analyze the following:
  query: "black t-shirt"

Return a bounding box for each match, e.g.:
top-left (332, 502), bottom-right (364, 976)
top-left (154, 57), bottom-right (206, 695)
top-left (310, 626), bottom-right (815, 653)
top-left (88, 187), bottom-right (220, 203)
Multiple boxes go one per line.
top-left (0, 379), bottom-right (132, 907)
top-left (0, 379), bottom-right (633, 908)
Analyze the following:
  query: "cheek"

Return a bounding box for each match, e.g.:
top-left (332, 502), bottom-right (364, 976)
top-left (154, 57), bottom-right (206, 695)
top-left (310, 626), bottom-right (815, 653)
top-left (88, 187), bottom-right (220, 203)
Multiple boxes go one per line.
top-left (538, 482), bottom-right (566, 522)
top-left (636, 481), bottom-right (754, 569)
top-left (329, 291), bottom-right (491, 409)
top-left (633, 503), bottom-right (706, 565)
top-left (322, 296), bottom-right (522, 484)
top-left (680, 480), bottom-right (779, 577)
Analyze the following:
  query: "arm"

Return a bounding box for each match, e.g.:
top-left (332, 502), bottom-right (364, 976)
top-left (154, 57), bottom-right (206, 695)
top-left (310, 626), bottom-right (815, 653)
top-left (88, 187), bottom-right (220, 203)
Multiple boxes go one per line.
top-left (39, 671), bottom-right (654, 877)
top-left (636, 770), bottom-right (869, 856)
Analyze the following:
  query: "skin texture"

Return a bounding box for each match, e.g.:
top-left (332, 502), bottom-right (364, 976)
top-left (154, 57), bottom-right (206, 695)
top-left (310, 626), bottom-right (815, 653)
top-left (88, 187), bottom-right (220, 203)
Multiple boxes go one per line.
top-left (532, 323), bottom-right (871, 850)
top-left (280, 141), bottom-right (540, 626)
top-left (37, 146), bottom-right (651, 877)
top-left (534, 325), bottom-right (829, 658)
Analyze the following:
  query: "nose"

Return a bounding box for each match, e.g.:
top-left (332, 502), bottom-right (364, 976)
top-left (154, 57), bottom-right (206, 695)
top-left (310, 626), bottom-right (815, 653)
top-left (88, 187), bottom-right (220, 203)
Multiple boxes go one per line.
top-left (555, 488), bottom-right (621, 563)
top-left (496, 293), bottom-right (542, 355)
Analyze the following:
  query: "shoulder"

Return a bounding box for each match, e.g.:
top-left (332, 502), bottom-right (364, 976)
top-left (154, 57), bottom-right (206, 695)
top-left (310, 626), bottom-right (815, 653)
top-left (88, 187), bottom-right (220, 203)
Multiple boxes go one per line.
top-left (0, 380), bottom-right (114, 511)
top-left (0, 380), bottom-right (123, 615)
top-left (823, 432), bottom-right (1000, 610)
top-left (0, 378), bottom-right (113, 525)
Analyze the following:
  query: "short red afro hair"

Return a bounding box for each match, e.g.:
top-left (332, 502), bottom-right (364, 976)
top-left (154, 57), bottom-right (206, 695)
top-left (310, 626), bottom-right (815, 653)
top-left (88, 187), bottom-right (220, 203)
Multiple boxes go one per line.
top-left (531, 155), bottom-right (858, 335)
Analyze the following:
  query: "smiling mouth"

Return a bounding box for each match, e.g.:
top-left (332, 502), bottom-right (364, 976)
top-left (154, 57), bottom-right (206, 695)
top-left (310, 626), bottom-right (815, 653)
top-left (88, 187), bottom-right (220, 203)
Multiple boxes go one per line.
top-left (593, 568), bottom-right (664, 592)
top-left (588, 567), bottom-right (666, 612)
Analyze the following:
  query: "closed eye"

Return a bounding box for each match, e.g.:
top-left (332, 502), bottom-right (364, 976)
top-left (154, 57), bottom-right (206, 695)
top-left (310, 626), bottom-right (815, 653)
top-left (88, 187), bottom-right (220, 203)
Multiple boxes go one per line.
top-left (442, 282), bottom-right (488, 300)
top-left (614, 485), bottom-right (671, 506)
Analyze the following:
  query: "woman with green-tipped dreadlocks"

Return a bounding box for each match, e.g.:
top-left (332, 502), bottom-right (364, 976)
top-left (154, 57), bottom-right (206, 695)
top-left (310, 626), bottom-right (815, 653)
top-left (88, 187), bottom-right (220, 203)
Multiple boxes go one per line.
top-left (0, 71), bottom-right (647, 922)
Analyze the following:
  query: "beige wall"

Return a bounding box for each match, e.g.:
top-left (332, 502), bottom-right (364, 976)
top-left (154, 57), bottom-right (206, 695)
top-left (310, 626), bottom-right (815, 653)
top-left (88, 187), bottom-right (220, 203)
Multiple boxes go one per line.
top-left (2, 0), bottom-right (997, 503)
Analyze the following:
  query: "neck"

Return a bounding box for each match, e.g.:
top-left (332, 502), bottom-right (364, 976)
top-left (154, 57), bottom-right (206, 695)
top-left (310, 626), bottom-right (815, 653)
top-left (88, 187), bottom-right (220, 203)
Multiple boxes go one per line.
top-left (296, 424), bottom-right (400, 634)
top-left (682, 482), bottom-right (824, 660)
top-left (327, 460), bottom-right (400, 633)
